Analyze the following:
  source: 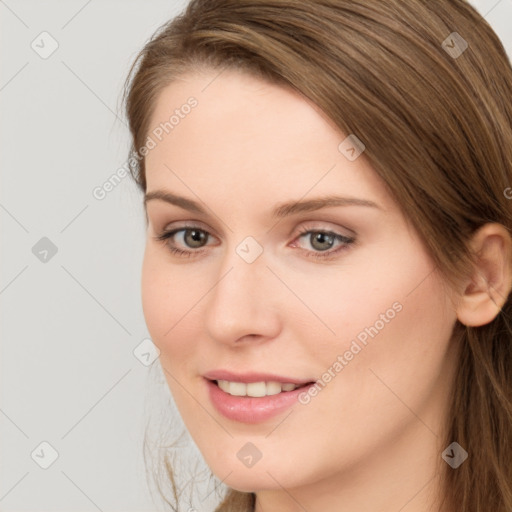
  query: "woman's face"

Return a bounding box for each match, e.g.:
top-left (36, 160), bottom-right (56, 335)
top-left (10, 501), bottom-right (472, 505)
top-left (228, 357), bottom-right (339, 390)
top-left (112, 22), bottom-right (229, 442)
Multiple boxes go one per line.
top-left (141, 68), bottom-right (460, 498)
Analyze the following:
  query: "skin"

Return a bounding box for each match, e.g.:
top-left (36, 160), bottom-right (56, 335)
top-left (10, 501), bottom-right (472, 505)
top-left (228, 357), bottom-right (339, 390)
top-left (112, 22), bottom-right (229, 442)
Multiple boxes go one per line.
top-left (140, 67), bottom-right (512, 511)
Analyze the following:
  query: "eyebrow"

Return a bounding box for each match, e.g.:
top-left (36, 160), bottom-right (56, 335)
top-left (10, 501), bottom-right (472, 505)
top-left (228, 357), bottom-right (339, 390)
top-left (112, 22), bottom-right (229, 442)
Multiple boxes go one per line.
top-left (144, 190), bottom-right (380, 218)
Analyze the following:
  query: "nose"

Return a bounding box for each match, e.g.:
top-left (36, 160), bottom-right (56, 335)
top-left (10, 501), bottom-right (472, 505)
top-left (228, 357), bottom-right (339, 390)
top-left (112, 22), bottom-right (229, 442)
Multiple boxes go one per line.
top-left (204, 243), bottom-right (281, 346)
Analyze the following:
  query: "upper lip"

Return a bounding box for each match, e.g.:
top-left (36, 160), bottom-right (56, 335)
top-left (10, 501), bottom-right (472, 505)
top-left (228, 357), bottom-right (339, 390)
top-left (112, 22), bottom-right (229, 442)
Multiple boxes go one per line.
top-left (203, 370), bottom-right (314, 385)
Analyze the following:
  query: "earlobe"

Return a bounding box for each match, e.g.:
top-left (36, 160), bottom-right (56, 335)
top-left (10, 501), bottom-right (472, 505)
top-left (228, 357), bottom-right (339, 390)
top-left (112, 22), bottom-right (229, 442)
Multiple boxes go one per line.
top-left (456, 223), bottom-right (512, 327)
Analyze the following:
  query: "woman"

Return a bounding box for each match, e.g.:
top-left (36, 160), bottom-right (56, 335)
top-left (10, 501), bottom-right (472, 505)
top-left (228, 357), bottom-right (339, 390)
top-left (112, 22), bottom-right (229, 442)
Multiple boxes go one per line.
top-left (122, 1), bottom-right (512, 510)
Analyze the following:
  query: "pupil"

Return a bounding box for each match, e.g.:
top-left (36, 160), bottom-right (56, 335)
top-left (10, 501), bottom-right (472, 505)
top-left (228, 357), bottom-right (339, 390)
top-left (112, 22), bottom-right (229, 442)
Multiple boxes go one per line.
top-left (312, 232), bottom-right (333, 251)
top-left (186, 229), bottom-right (206, 247)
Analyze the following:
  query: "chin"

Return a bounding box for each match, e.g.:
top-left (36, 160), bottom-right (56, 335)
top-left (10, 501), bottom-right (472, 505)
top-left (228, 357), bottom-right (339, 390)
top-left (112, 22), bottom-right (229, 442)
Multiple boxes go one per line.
top-left (219, 470), bottom-right (284, 493)
top-left (207, 455), bottom-right (311, 493)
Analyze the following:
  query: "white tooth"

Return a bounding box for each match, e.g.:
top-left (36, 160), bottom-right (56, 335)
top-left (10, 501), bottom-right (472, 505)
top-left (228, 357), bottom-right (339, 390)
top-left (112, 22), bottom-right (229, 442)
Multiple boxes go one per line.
top-left (217, 380), bottom-right (230, 393)
top-left (266, 381), bottom-right (282, 396)
top-left (246, 382), bottom-right (267, 397)
top-left (220, 380), bottom-right (302, 397)
top-left (229, 382), bottom-right (247, 396)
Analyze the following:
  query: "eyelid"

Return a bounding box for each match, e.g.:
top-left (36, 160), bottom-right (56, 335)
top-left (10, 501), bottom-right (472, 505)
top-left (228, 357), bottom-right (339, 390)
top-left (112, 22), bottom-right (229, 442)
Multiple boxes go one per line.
top-left (157, 220), bottom-right (353, 243)
top-left (157, 219), bottom-right (218, 237)
top-left (291, 221), bottom-right (355, 239)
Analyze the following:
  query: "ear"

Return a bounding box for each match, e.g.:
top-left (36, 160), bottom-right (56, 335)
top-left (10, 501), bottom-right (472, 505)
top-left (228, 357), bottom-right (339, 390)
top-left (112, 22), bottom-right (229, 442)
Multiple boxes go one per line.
top-left (456, 223), bottom-right (512, 327)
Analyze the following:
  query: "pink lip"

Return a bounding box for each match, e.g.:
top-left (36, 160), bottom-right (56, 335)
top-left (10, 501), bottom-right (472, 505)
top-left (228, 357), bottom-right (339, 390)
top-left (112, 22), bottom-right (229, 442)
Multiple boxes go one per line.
top-left (204, 375), bottom-right (316, 424)
top-left (203, 369), bottom-right (313, 385)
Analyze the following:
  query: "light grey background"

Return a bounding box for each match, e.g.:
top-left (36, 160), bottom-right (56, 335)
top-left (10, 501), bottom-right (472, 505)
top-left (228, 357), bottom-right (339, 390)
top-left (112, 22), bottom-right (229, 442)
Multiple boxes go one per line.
top-left (1, 1), bottom-right (511, 511)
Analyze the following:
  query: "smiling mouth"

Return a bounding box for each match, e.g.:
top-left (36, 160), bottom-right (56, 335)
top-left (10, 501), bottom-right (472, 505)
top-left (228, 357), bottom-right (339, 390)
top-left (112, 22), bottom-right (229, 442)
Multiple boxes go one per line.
top-left (213, 379), bottom-right (314, 397)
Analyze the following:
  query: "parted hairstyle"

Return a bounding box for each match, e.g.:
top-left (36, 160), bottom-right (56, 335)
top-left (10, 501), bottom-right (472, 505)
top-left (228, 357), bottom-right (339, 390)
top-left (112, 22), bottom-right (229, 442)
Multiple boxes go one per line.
top-left (122, 1), bottom-right (512, 510)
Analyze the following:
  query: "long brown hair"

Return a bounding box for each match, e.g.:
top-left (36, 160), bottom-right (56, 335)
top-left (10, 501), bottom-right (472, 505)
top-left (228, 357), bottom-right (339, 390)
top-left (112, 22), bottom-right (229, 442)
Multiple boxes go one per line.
top-left (122, 1), bottom-right (512, 510)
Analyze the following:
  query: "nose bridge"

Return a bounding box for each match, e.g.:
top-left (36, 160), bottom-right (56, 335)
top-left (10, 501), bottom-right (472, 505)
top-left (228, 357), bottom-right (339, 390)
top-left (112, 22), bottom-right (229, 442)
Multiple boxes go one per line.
top-left (205, 237), bottom-right (279, 344)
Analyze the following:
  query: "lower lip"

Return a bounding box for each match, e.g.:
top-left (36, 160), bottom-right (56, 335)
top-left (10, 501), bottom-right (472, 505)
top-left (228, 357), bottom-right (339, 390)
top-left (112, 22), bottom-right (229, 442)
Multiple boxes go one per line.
top-left (205, 379), bottom-right (314, 424)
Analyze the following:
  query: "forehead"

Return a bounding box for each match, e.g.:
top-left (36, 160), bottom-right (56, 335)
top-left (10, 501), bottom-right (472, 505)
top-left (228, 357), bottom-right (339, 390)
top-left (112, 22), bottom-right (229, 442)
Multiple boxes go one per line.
top-left (144, 68), bottom-right (394, 214)
top-left (147, 67), bottom-right (337, 154)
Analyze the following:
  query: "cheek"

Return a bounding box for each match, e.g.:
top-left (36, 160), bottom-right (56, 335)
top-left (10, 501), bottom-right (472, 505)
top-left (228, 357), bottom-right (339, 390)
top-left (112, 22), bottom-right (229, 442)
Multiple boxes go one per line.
top-left (141, 246), bottom-right (167, 341)
top-left (301, 239), bottom-right (457, 434)
top-left (141, 246), bottom-right (187, 351)
top-left (141, 245), bottom-right (209, 376)
top-left (284, 234), bottom-right (458, 425)
top-left (274, 238), bottom-right (443, 367)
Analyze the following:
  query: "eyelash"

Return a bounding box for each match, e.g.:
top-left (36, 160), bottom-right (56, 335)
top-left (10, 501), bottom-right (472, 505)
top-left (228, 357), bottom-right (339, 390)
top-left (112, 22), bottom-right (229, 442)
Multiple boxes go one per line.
top-left (154, 225), bottom-right (355, 261)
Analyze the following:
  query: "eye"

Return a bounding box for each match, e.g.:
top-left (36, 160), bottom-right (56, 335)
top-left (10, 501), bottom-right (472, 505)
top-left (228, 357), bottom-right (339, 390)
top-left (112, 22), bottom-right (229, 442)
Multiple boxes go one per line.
top-left (291, 226), bottom-right (355, 260)
top-left (154, 225), bottom-right (214, 257)
top-left (154, 224), bottom-right (356, 260)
